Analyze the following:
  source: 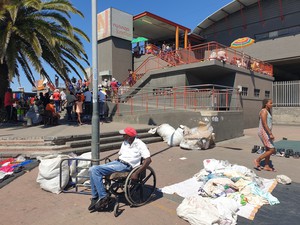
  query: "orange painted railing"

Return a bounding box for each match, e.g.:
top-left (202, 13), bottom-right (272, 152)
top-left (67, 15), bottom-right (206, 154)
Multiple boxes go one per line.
top-left (114, 84), bottom-right (242, 116)
top-left (122, 41), bottom-right (273, 88)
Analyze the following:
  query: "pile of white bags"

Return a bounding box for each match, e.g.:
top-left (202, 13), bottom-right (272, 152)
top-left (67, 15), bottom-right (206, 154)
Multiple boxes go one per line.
top-left (69, 152), bottom-right (92, 184)
top-left (149, 121), bottom-right (215, 150)
top-left (149, 123), bottom-right (175, 142)
top-left (36, 152), bottom-right (92, 194)
top-left (167, 126), bottom-right (185, 146)
top-left (180, 121), bottom-right (215, 150)
top-left (36, 154), bottom-right (70, 194)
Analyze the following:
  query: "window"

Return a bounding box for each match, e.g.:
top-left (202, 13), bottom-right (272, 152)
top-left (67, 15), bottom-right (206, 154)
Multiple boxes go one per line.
top-left (254, 89), bottom-right (260, 97)
top-left (255, 33), bottom-right (268, 41)
top-left (255, 25), bottom-right (300, 41)
top-left (153, 86), bottom-right (173, 96)
top-left (265, 90), bottom-right (270, 98)
top-left (241, 87), bottom-right (248, 96)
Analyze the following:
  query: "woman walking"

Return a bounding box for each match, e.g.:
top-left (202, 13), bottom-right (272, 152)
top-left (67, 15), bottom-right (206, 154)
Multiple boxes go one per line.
top-left (75, 93), bottom-right (83, 125)
top-left (254, 99), bottom-right (276, 171)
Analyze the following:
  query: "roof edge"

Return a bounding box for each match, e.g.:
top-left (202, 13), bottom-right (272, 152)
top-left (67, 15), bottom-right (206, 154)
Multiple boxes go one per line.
top-left (134, 11), bottom-right (191, 32)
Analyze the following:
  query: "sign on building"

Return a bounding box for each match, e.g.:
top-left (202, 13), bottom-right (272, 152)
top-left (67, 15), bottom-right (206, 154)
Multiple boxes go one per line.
top-left (97, 8), bottom-right (133, 41)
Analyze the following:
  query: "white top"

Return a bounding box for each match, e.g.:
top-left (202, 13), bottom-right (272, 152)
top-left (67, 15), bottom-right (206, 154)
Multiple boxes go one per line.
top-left (60, 91), bottom-right (66, 101)
top-left (118, 138), bottom-right (150, 168)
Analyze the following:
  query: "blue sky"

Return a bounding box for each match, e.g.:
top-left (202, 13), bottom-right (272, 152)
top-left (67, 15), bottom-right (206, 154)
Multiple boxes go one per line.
top-left (12, 0), bottom-right (232, 92)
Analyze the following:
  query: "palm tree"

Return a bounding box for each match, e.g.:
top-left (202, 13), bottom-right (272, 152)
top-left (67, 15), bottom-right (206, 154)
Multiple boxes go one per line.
top-left (0, 0), bottom-right (90, 107)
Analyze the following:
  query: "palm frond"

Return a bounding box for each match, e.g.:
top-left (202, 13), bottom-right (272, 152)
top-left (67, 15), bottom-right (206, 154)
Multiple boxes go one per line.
top-left (0, 0), bottom-right (90, 90)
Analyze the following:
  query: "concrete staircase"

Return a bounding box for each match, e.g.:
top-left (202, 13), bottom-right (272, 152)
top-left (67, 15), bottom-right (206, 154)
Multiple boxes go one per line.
top-left (0, 128), bottom-right (162, 158)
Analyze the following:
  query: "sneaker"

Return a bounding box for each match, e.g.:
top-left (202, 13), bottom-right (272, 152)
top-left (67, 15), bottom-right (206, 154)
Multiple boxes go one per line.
top-left (276, 148), bottom-right (285, 157)
top-left (88, 198), bottom-right (98, 211)
top-left (251, 145), bottom-right (259, 153)
top-left (284, 149), bottom-right (291, 158)
top-left (94, 196), bottom-right (109, 210)
top-left (256, 147), bottom-right (265, 154)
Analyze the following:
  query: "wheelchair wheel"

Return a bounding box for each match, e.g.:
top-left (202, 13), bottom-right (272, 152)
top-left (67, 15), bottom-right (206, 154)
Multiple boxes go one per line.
top-left (124, 165), bottom-right (156, 207)
top-left (113, 202), bottom-right (120, 217)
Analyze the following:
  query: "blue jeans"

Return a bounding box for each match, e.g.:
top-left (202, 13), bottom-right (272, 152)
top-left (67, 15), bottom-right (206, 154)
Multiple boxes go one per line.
top-left (99, 102), bottom-right (105, 118)
top-left (54, 100), bottom-right (60, 112)
top-left (89, 161), bottom-right (131, 199)
top-left (66, 106), bottom-right (73, 120)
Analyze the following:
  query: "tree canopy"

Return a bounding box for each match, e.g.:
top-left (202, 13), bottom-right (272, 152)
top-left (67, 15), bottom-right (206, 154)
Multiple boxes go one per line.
top-left (0, 0), bottom-right (90, 101)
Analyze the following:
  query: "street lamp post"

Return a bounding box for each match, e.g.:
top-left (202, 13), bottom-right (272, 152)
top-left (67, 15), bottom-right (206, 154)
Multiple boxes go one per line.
top-left (91, 0), bottom-right (99, 163)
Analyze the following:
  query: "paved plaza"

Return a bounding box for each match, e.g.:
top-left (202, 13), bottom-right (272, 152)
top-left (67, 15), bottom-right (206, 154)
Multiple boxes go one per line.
top-left (0, 122), bottom-right (299, 225)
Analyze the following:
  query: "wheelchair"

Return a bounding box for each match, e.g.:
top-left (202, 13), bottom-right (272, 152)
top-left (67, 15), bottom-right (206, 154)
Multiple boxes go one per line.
top-left (59, 157), bottom-right (156, 217)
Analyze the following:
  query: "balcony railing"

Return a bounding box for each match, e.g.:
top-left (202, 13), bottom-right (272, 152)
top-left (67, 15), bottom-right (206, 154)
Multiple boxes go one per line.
top-left (123, 41), bottom-right (273, 88)
top-left (273, 80), bottom-right (300, 107)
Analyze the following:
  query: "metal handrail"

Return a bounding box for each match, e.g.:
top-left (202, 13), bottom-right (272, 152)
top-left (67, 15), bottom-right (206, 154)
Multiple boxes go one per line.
top-left (114, 84), bottom-right (242, 116)
top-left (121, 41), bottom-right (273, 94)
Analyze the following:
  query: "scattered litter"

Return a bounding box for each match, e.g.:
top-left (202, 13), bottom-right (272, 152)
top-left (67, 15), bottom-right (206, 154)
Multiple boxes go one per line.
top-left (276, 175), bottom-right (292, 185)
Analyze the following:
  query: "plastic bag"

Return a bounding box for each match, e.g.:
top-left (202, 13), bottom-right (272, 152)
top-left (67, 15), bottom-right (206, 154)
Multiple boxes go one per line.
top-left (36, 154), bottom-right (70, 194)
top-left (276, 174), bottom-right (292, 185)
top-left (156, 123), bottom-right (175, 142)
top-left (69, 152), bottom-right (92, 184)
top-left (167, 126), bottom-right (184, 146)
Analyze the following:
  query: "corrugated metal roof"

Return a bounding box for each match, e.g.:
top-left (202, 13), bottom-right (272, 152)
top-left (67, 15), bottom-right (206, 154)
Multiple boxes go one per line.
top-left (193, 0), bottom-right (258, 34)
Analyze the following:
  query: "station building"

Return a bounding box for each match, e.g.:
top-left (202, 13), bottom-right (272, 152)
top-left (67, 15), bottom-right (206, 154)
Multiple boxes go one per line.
top-left (96, 0), bottom-right (300, 140)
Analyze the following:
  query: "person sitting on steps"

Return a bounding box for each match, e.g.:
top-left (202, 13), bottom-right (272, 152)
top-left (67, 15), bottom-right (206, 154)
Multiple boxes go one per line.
top-left (45, 100), bottom-right (60, 125)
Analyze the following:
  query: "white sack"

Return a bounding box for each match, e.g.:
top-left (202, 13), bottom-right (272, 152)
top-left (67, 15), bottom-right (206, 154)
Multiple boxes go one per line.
top-left (183, 123), bottom-right (213, 139)
top-left (177, 195), bottom-right (238, 225)
top-left (180, 137), bottom-right (211, 150)
top-left (211, 197), bottom-right (239, 225)
top-left (156, 123), bottom-right (175, 142)
top-left (276, 174), bottom-right (292, 185)
top-left (69, 152), bottom-right (92, 184)
top-left (167, 126), bottom-right (184, 146)
top-left (148, 127), bottom-right (157, 134)
top-left (36, 154), bottom-right (70, 194)
top-left (180, 122), bottom-right (215, 150)
top-left (177, 195), bottom-right (220, 225)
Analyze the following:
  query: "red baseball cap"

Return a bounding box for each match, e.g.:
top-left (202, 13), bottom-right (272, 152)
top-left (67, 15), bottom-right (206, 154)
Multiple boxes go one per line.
top-left (119, 127), bottom-right (137, 137)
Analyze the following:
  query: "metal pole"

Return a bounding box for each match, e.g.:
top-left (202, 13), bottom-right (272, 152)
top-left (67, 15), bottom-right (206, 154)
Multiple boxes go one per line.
top-left (91, 0), bottom-right (99, 163)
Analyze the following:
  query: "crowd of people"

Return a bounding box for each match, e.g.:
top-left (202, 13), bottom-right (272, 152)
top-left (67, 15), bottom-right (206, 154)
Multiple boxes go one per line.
top-left (2, 77), bottom-right (116, 126)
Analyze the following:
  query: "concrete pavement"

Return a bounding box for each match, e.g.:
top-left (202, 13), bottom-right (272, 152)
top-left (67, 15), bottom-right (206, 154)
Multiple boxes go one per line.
top-left (0, 122), bottom-right (299, 225)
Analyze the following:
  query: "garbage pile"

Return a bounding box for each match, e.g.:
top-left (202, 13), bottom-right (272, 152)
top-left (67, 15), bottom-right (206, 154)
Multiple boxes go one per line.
top-left (149, 121), bottom-right (215, 150)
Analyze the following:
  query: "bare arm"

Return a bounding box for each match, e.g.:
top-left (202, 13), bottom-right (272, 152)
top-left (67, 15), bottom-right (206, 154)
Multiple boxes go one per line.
top-left (131, 157), bottom-right (152, 180)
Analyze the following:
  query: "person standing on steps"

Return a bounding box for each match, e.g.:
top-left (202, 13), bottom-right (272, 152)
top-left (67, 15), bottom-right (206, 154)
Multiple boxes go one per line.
top-left (52, 89), bottom-right (61, 113)
top-left (65, 92), bottom-right (77, 121)
top-left (254, 98), bottom-right (276, 171)
top-left (75, 93), bottom-right (84, 125)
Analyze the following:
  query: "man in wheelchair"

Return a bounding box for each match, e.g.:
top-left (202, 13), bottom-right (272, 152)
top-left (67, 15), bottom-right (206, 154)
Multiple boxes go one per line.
top-left (88, 127), bottom-right (152, 211)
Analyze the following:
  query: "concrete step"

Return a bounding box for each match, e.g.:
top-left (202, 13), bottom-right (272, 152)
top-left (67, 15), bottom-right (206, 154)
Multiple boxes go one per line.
top-left (0, 139), bottom-right (45, 146)
top-left (0, 128), bottom-right (162, 158)
top-left (66, 132), bottom-right (157, 148)
top-left (57, 136), bottom-right (163, 156)
top-left (0, 136), bottom-right (163, 158)
top-left (42, 128), bottom-right (153, 145)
